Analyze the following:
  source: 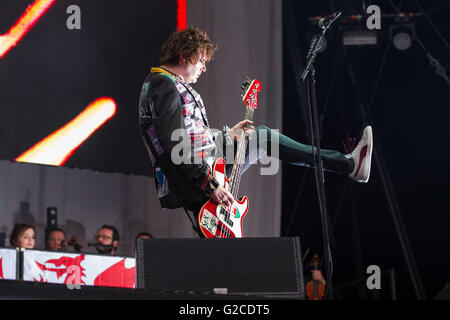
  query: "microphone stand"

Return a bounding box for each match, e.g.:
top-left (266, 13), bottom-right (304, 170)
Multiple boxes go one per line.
top-left (300, 12), bottom-right (341, 300)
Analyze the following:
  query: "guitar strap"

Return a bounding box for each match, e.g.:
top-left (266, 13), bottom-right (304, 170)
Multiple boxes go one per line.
top-left (147, 68), bottom-right (216, 233)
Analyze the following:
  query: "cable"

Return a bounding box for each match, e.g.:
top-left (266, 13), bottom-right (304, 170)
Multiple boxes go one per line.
top-left (387, 0), bottom-right (450, 88)
top-left (367, 39), bottom-right (393, 116)
top-left (413, 0), bottom-right (450, 52)
top-left (415, 38), bottom-right (450, 87)
top-left (183, 208), bottom-right (201, 236)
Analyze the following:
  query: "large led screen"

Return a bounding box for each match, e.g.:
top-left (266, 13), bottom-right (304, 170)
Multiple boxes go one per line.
top-left (0, 0), bottom-right (177, 176)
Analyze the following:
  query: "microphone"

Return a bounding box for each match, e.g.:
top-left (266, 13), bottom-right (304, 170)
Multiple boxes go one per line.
top-left (310, 11), bottom-right (342, 30)
top-left (68, 235), bottom-right (83, 252)
top-left (88, 243), bottom-right (115, 254)
top-left (319, 11), bottom-right (342, 29)
top-left (57, 239), bottom-right (67, 251)
top-left (88, 243), bottom-right (114, 250)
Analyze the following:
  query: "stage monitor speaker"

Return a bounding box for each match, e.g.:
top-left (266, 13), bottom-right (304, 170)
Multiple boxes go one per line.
top-left (136, 237), bottom-right (305, 299)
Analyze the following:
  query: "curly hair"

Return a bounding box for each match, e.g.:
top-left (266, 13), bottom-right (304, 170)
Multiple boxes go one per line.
top-left (160, 26), bottom-right (218, 66)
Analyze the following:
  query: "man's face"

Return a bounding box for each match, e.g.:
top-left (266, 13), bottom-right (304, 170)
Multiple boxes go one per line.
top-left (96, 228), bottom-right (117, 254)
top-left (180, 49), bottom-right (207, 84)
top-left (47, 230), bottom-right (65, 251)
top-left (96, 228), bottom-right (113, 245)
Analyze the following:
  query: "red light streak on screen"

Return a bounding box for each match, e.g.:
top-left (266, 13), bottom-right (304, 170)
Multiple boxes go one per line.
top-left (15, 97), bottom-right (117, 166)
top-left (0, 0), bottom-right (56, 58)
top-left (177, 0), bottom-right (186, 30)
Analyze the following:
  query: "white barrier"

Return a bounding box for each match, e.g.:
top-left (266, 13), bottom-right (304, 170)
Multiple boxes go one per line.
top-left (0, 248), bottom-right (136, 288)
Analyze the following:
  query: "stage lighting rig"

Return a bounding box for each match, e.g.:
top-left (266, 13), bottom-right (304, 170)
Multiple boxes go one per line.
top-left (390, 23), bottom-right (415, 50)
top-left (308, 11), bottom-right (422, 48)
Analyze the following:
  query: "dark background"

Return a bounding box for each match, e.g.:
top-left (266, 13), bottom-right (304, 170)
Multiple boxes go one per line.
top-left (282, 0), bottom-right (450, 299)
top-left (0, 0), bottom-right (176, 176)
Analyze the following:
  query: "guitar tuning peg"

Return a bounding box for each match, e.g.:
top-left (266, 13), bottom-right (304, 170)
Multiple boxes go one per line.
top-left (241, 76), bottom-right (253, 92)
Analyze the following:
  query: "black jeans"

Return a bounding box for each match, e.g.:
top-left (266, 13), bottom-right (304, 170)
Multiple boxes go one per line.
top-left (188, 125), bottom-right (352, 237)
top-left (233, 125), bottom-right (352, 175)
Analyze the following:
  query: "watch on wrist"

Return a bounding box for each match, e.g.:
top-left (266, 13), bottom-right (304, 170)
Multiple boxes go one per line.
top-left (209, 178), bottom-right (220, 190)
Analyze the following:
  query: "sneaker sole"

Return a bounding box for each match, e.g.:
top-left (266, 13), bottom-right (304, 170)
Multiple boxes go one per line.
top-left (359, 126), bottom-right (373, 183)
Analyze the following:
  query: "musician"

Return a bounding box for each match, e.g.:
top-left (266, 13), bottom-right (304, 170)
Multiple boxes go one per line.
top-left (138, 26), bottom-right (373, 234)
top-left (311, 269), bottom-right (327, 287)
top-left (46, 227), bottom-right (66, 251)
top-left (305, 268), bottom-right (327, 300)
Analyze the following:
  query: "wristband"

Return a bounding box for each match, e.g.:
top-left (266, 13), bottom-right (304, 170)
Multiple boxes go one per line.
top-left (222, 125), bottom-right (233, 147)
top-left (209, 178), bottom-right (220, 190)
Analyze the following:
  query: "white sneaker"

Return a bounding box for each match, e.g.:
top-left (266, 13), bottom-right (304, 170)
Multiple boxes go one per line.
top-left (346, 126), bottom-right (373, 183)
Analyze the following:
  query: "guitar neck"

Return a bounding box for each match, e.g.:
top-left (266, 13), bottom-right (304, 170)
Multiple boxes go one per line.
top-left (227, 77), bottom-right (261, 199)
top-left (229, 106), bottom-right (254, 198)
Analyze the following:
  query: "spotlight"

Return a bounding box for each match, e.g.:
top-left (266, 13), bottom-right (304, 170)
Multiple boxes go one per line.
top-left (390, 24), bottom-right (415, 51)
top-left (393, 32), bottom-right (412, 50)
top-left (46, 207), bottom-right (58, 227)
top-left (45, 206), bottom-right (58, 249)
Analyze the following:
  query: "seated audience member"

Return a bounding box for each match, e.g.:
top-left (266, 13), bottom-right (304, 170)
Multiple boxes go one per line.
top-left (134, 232), bottom-right (154, 253)
top-left (67, 235), bottom-right (83, 252)
top-left (46, 227), bottom-right (66, 251)
top-left (135, 232), bottom-right (154, 240)
top-left (10, 223), bottom-right (35, 249)
top-left (95, 224), bottom-right (119, 255)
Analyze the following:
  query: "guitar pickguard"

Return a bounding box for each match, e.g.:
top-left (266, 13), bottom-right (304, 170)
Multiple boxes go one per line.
top-left (198, 158), bottom-right (248, 238)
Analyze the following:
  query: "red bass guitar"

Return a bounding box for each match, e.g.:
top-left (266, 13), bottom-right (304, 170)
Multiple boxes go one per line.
top-left (197, 78), bottom-right (261, 238)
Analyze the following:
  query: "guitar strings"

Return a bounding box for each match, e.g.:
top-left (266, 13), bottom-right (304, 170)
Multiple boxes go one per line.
top-left (216, 100), bottom-right (254, 238)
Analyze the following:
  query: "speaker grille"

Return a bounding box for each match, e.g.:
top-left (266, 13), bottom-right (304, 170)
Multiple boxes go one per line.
top-left (136, 237), bottom-right (304, 298)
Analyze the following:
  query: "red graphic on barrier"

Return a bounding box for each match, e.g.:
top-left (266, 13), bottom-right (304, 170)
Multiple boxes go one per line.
top-left (0, 258), bottom-right (3, 279)
top-left (35, 255), bottom-right (86, 285)
top-left (34, 274), bottom-right (48, 283)
top-left (94, 259), bottom-right (135, 288)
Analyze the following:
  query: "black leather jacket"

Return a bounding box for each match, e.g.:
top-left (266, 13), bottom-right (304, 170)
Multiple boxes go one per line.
top-left (139, 69), bottom-right (225, 210)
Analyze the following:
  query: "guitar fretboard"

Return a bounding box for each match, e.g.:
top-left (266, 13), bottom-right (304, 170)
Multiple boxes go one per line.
top-left (229, 106), bottom-right (254, 198)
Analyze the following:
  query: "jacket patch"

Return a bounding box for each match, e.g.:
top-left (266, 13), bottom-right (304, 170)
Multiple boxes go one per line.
top-left (182, 92), bottom-right (194, 104)
top-left (146, 125), bottom-right (164, 156)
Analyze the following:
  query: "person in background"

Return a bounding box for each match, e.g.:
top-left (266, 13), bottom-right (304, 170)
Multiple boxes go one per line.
top-left (10, 223), bottom-right (35, 249)
top-left (95, 224), bottom-right (119, 255)
top-left (304, 253), bottom-right (327, 300)
top-left (134, 232), bottom-right (154, 254)
top-left (135, 232), bottom-right (154, 240)
top-left (46, 227), bottom-right (66, 251)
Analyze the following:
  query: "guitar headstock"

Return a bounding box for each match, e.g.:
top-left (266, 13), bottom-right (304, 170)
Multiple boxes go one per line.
top-left (240, 77), bottom-right (261, 109)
